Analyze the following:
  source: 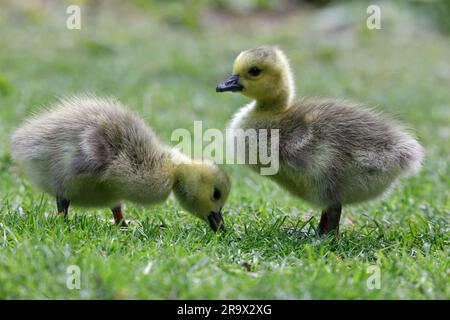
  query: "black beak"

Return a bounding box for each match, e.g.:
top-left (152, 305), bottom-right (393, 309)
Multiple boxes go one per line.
top-left (207, 210), bottom-right (226, 233)
top-left (216, 75), bottom-right (243, 92)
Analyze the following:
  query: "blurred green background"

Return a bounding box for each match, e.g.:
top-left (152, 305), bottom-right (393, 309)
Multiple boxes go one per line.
top-left (0, 0), bottom-right (448, 299)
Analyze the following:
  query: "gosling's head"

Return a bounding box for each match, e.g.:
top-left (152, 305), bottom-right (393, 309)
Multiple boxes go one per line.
top-left (173, 161), bottom-right (230, 232)
top-left (216, 46), bottom-right (294, 107)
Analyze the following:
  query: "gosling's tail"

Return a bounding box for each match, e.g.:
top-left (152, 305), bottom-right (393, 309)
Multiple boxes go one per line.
top-left (397, 135), bottom-right (424, 176)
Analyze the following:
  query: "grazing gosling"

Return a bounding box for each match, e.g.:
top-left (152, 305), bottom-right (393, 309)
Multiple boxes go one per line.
top-left (217, 46), bottom-right (424, 236)
top-left (11, 96), bottom-right (230, 231)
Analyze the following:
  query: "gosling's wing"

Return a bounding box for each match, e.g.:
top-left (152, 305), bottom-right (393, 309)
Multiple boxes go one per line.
top-left (71, 126), bottom-right (114, 175)
top-left (276, 101), bottom-right (323, 171)
top-left (278, 124), bottom-right (315, 171)
top-left (280, 99), bottom-right (417, 174)
top-left (277, 99), bottom-right (363, 173)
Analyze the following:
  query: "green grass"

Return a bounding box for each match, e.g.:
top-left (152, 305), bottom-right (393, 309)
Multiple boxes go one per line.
top-left (0, 0), bottom-right (448, 299)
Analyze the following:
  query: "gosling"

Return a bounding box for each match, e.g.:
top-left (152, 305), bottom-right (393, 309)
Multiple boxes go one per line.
top-left (11, 96), bottom-right (230, 231)
top-left (217, 46), bottom-right (424, 236)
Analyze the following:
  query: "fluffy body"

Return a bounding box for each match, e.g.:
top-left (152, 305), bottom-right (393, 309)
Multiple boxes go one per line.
top-left (12, 96), bottom-right (172, 208)
top-left (229, 98), bottom-right (423, 207)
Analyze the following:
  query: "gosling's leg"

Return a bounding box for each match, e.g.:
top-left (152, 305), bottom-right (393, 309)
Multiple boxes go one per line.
top-left (318, 204), bottom-right (342, 237)
top-left (111, 205), bottom-right (128, 227)
top-left (56, 195), bottom-right (70, 219)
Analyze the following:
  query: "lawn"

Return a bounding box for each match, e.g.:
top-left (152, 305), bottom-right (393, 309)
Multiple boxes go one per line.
top-left (0, 0), bottom-right (448, 299)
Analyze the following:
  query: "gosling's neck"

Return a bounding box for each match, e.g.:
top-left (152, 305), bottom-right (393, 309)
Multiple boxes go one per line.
top-left (254, 78), bottom-right (294, 111)
top-left (168, 148), bottom-right (193, 169)
top-left (118, 149), bottom-right (178, 205)
top-left (166, 148), bottom-right (194, 184)
top-left (255, 90), bottom-right (292, 111)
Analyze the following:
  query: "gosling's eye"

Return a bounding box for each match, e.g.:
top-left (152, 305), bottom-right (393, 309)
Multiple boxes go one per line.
top-left (248, 66), bottom-right (262, 77)
top-left (213, 188), bottom-right (221, 200)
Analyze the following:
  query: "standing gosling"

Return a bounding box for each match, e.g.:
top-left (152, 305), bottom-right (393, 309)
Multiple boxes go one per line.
top-left (11, 96), bottom-right (230, 231)
top-left (217, 46), bottom-right (423, 236)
